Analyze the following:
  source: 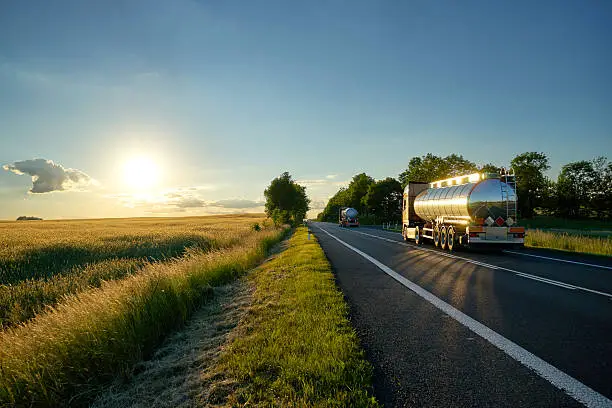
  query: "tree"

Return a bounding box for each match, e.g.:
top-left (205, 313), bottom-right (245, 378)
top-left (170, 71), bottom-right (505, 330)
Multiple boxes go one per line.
top-left (588, 157), bottom-right (612, 219)
top-left (264, 172), bottom-right (310, 226)
top-left (398, 153), bottom-right (478, 187)
top-left (555, 157), bottom-right (612, 219)
top-left (510, 152), bottom-right (550, 218)
top-left (538, 178), bottom-right (558, 216)
top-left (364, 178), bottom-right (403, 222)
top-left (317, 187), bottom-right (350, 222)
top-left (316, 173), bottom-right (375, 222)
top-left (348, 173), bottom-right (375, 214)
top-left (479, 163), bottom-right (502, 174)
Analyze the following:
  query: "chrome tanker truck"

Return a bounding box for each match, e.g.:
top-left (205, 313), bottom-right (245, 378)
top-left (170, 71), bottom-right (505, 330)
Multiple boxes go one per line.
top-left (402, 171), bottom-right (525, 250)
top-left (339, 207), bottom-right (360, 227)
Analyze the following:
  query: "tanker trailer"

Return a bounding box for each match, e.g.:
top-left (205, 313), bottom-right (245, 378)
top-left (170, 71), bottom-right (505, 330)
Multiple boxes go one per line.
top-left (339, 207), bottom-right (360, 227)
top-left (401, 171), bottom-right (525, 250)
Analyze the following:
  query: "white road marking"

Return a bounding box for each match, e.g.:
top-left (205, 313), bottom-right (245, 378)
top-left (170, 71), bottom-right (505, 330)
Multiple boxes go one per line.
top-left (514, 272), bottom-right (578, 290)
top-left (503, 250), bottom-right (612, 271)
top-left (316, 226), bottom-right (612, 408)
top-left (345, 228), bottom-right (612, 299)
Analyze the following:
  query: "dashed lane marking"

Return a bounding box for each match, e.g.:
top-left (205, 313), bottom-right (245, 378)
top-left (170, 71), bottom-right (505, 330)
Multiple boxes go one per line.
top-left (342, 227), bottom-right (612, 299)
top-left (503, 250), bottom-right (612, 271)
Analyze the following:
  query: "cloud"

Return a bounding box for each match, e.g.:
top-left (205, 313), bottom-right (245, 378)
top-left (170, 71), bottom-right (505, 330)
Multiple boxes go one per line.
top-left (309, 200), bottom-right (327, 209)
top-left (297, 179), bottom-right (328, 187)
top-left (175, 197), bottom-right (206, 208)
top-left (111, 189), bottom-right (264, 213)
top-left (3, 158), bottom-right (95, 193)
top-left (297, 178), bottom-right (349, 189)
top-left (212, 199), bottom-right (264, 209)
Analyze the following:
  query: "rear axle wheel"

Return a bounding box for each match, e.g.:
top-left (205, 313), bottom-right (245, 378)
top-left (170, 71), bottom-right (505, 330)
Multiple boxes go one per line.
top-left (414, 226), bottom-right (423, 245)
top-left (447, 226), bottom-right (456, 251)
top-left (433, 226), bottom-right (440, 247)
top-left (440, 226), bottom-right (448, 250)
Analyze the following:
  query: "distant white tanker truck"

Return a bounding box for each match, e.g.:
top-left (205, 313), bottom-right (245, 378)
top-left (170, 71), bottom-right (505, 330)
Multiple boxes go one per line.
top-left (339, 207), bottom-right (360, 227)
top-left (402, 171), bottom-right (525, 250)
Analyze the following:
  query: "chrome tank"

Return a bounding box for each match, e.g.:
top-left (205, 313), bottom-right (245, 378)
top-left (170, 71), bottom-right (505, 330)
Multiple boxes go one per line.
top-left (413, 179), bottom-right (516, 222)
top-left (342, 208), bottom-right (358, 218)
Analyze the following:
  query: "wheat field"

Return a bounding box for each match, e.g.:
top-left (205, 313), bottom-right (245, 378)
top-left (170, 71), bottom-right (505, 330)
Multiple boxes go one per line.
top-left (0, 214), bottom-right (286, 407)
top-left (0, 215), bottom-right (266, 328)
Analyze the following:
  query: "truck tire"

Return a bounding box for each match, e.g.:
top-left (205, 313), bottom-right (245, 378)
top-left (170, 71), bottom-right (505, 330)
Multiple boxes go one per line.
top-left (448, 226), bottom-right (456, 251)
top-left (433, 225), bottom-right (440, 247)
top-left (440, 226), bottom-right (448, 250)
top-left (415, 226), bottom-right (423, 245)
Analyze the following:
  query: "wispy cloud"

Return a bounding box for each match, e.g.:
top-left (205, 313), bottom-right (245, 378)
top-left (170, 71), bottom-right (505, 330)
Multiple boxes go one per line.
top-left (297, 178), bottom-right (348, 189)
top-left (3, 158), bottom-right (96, 193)
top-left (212, 199), bottom-right (264, 209)
top-left (175, 197), bottom-right (206, 208)
top-left (111, 188), bottom-right (263, 214)
top-left (296, 179), bottom-right (328, 187)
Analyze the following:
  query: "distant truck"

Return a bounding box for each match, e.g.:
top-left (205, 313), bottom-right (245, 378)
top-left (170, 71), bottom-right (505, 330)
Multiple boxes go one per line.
top-left (339, 207), bottom-right (360, 227)
top-left (402, 171), bottom-right (525, 250)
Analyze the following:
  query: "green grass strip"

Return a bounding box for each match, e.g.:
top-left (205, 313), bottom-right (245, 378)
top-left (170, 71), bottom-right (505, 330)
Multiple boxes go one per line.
top-left (209, 227), bottom-right (379, 407)
top-left (0, 228), bottom-right (286, 407)
top-left (525, 229), bottom-right (612, 257)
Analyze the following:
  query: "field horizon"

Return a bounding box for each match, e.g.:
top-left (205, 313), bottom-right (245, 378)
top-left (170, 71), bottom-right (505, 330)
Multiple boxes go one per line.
top-left (0, 212), bottom-right (267, 223)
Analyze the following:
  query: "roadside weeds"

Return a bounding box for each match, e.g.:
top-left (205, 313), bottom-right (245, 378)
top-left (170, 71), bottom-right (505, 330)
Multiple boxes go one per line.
top-left (202, 227), bottom-right (379, 407)
top-left (525, 229), bottom-right (612, 257)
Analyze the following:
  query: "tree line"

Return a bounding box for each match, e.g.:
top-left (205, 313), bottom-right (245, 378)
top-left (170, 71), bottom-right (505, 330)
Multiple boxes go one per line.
top-left (316, 152), bottom-right (612, 223)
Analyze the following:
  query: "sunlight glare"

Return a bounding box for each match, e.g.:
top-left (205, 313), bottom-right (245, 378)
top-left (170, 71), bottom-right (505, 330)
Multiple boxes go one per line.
top-left (123, 156), bottom-right (160, 190)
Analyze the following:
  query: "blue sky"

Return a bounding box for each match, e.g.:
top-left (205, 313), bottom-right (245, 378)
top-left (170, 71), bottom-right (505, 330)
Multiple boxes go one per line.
top-left (1, 0), bottom-right (610, 219)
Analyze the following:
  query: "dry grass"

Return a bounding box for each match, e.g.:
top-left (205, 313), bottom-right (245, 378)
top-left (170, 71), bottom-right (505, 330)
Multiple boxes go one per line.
top-left (525, 229), bottom-right (612, 256)
top-left (0, 215), bottom-right (265, 284)
top-left (0, 215), bottom-right (286, 407)
top-left (0, 215), bottom-right (268, 328)
top-left (91, 281), bottom-right (254, 408)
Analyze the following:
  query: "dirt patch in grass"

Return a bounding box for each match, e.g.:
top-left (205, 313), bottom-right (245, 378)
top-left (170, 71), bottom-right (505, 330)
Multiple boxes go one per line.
top-left (90, 228), bottom-right (376, 408)
top-left (91, 280), bottom-right (253, 408)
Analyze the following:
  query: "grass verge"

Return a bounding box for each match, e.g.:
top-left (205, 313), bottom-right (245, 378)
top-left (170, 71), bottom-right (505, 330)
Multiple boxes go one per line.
top-left (0, 227), bottom-right (286, 407)
top-left (525, 229), bottom-right (612, 257)
top-left (521, 216), bottom-right (612, 231)
top-left (205, 227), bottom-right (378, 407)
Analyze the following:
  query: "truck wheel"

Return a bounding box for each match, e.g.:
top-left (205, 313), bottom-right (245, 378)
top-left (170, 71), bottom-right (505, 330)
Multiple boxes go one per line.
top-left (433, 226), bottom-right (440, 247)
top-left (447, 227), bottom-right (456, 251)
top-left (440, 226), bottom-right (448, 250)
top-left (415, 226), bottom-right (423, 245)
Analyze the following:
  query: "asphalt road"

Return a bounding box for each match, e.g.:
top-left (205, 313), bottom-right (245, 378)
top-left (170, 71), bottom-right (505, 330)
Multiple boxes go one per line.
top-left (309, 222), bottom-right (612, 408)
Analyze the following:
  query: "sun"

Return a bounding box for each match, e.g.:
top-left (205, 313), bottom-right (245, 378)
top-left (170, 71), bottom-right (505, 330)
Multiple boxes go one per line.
top-left (123, 156), bottom-right (160, 190)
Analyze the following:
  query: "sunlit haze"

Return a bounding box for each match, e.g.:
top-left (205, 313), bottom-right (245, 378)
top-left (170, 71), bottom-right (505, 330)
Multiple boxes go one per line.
top-left (1, 1), bottom-right (610, 220)
top-left (123, 156), bottom-right (160, 190)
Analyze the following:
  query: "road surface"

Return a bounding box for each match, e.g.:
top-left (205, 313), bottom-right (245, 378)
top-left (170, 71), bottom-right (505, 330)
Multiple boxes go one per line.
top-left (309, 222), bottom-right (612, 408)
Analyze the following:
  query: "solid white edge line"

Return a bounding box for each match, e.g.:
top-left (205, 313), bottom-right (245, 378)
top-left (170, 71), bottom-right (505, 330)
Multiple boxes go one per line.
top-left (316, 226), bottom-right (612, 408)
top-left (348, 228), bottom-right (612, 299)
top-left (504, 250), bottom-right (612, 271)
